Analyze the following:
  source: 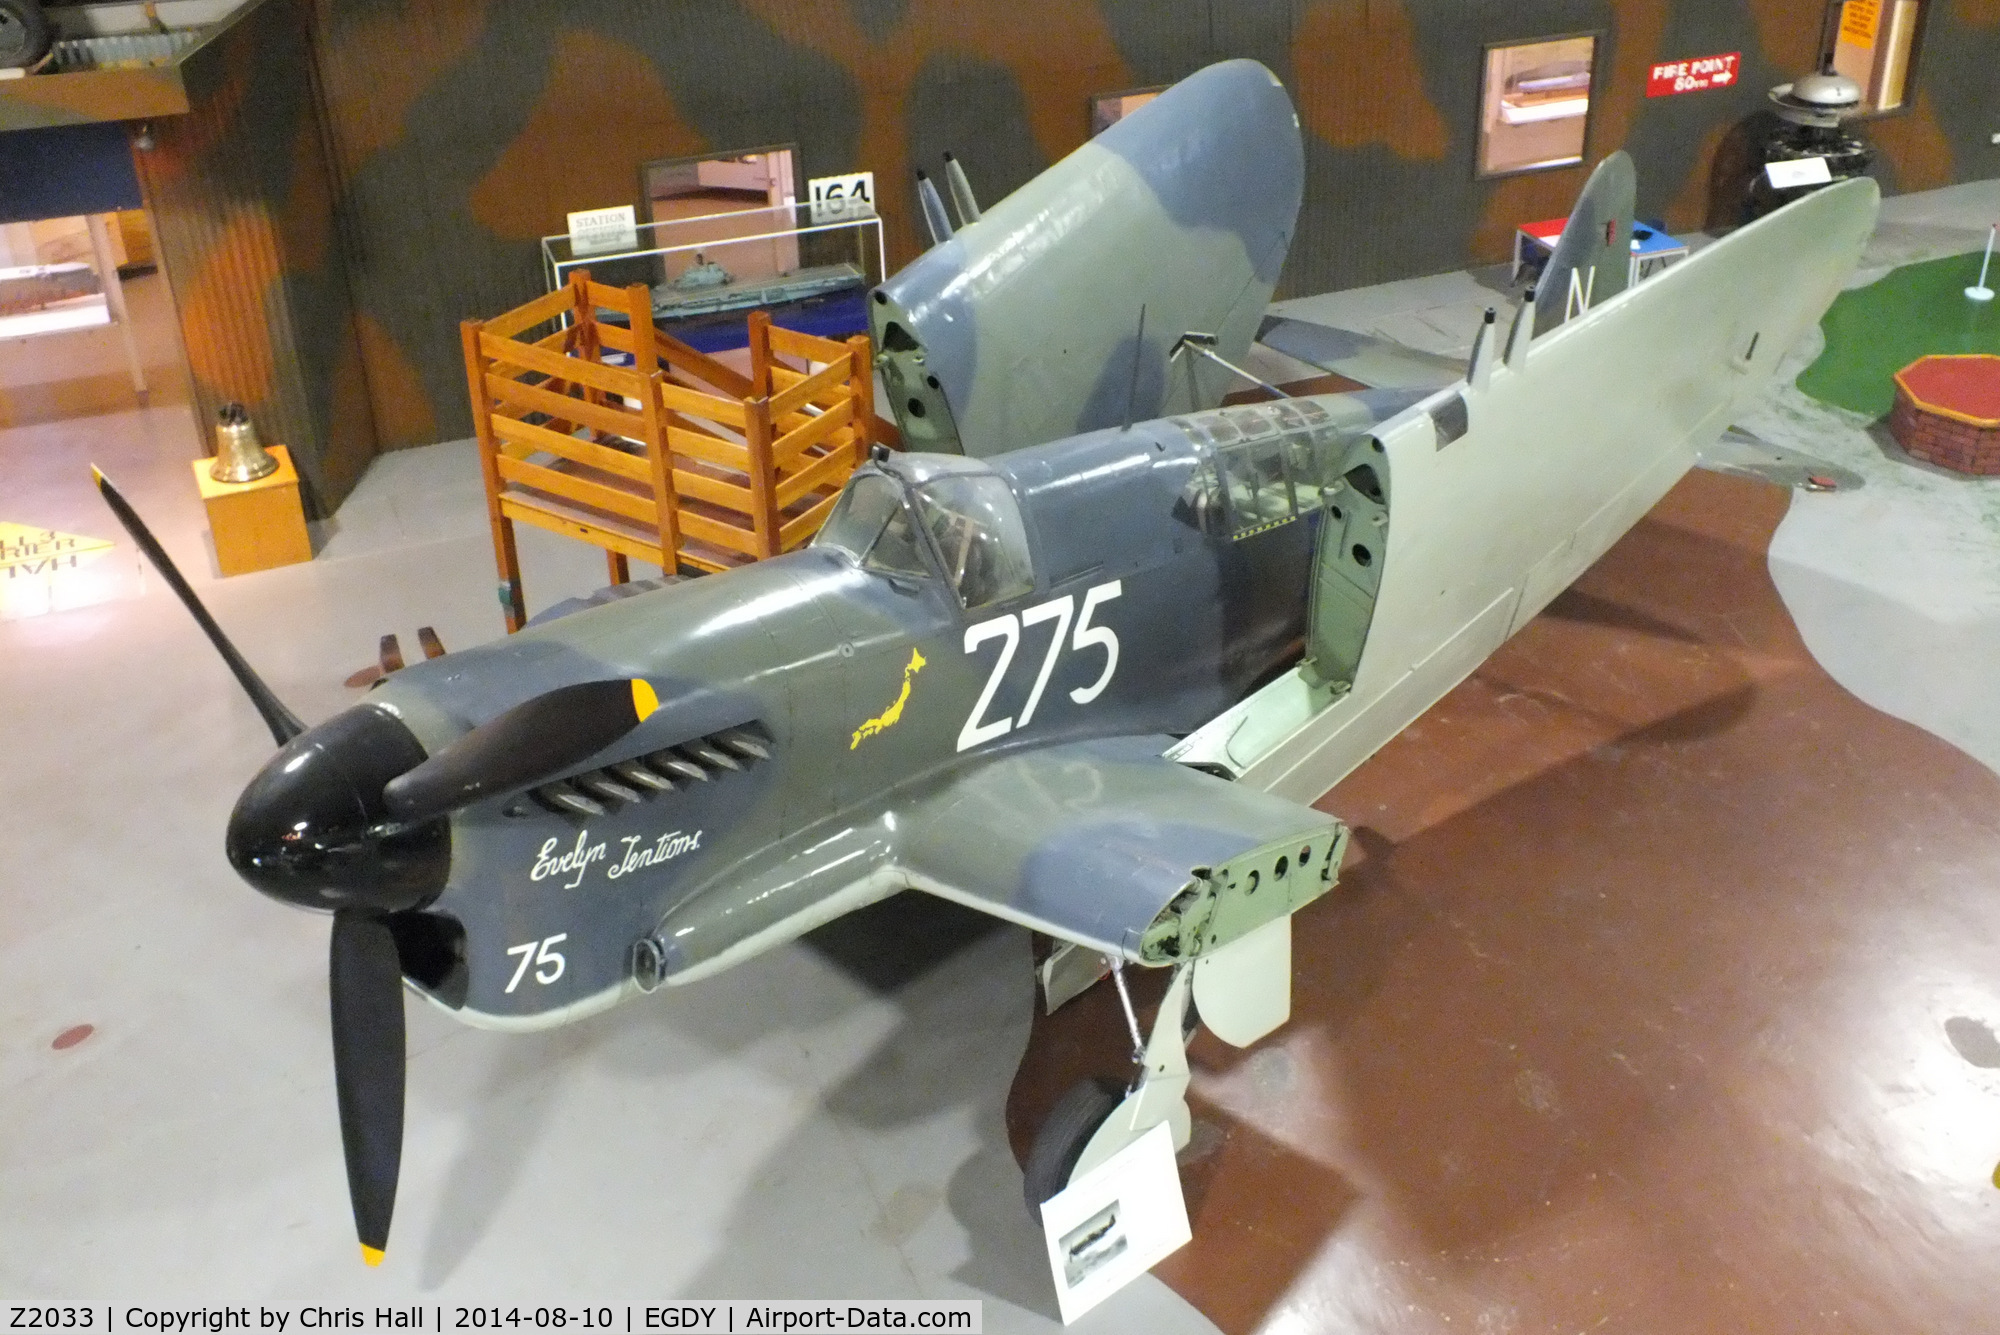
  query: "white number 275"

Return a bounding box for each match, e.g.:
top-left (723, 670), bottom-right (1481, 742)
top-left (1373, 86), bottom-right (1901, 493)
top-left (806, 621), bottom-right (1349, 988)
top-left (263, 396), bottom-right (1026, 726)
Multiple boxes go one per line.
top-left (957, 581), bottom-right (1121, 753)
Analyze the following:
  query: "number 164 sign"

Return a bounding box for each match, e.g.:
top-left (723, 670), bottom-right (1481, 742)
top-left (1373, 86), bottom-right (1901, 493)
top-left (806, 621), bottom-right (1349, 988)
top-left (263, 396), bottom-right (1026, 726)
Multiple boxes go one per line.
top-left (808, 171), bottom-right (876, 223)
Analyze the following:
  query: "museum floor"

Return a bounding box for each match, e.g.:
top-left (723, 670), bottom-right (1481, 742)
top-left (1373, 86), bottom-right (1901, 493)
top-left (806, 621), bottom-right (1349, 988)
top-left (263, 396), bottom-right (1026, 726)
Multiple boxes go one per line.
top-left (5, 182), bottom-right (2000, 1332)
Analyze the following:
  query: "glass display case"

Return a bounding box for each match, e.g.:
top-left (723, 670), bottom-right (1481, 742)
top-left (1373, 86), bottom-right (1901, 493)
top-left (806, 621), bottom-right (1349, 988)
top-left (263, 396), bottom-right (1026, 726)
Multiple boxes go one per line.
top-left (540, 202), bottom-right (886, 355)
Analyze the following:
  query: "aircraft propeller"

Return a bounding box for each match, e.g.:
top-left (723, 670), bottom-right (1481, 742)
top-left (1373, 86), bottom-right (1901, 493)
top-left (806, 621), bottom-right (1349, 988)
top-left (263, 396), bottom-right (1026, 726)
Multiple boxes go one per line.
top-left (93, 468), bottom-right (414, 1265)
top-left (94, 468), bottom-right (674, 1264)
top-left (91, 467), bottom-right (304, 746)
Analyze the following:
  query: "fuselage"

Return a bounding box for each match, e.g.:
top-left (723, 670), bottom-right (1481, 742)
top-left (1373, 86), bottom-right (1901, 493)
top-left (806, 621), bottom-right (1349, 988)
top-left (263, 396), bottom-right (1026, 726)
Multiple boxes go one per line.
top-left (337, 399), bottom-right (1374, 1027)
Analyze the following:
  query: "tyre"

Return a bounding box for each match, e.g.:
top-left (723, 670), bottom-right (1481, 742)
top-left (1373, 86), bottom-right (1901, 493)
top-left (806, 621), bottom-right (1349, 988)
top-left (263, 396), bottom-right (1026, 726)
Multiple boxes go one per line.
top-left (1022, 1077), bottom-right (1124, 1218)
top-left (0, 0), bottom-right (51, 71)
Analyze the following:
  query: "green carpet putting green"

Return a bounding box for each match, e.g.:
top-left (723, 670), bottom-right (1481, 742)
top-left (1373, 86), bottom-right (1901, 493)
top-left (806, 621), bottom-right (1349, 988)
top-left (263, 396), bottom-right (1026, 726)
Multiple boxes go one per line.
top-left (1796, 249), bottom-right (2000, 419)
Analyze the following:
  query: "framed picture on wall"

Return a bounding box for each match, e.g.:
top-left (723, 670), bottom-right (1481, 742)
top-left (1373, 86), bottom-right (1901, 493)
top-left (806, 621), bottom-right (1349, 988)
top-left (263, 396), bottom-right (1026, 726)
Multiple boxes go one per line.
top-left (1476, 34), bottom-right (1599, 178)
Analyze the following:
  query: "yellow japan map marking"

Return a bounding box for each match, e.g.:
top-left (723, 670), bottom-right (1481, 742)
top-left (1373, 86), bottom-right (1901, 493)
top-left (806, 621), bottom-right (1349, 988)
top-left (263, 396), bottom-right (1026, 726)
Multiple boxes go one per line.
top-left (851, 648), bottom-right (926, 749)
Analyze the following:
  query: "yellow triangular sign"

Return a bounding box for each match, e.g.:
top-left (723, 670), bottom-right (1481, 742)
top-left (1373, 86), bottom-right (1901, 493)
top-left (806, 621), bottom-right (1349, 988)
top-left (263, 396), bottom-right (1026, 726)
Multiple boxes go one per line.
top-left (0, 521), bottom-right (115, 573)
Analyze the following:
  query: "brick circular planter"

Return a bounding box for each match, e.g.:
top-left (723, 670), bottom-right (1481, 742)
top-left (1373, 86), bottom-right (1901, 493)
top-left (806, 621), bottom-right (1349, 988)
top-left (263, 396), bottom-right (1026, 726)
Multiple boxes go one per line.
top-left (1888, 354), bottom-right (2000, 475)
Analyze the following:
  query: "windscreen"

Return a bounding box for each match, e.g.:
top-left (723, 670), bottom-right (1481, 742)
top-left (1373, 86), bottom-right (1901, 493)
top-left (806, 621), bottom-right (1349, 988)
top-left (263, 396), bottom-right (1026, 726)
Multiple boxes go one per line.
top-left (813, 474), bottom-right (932, 577)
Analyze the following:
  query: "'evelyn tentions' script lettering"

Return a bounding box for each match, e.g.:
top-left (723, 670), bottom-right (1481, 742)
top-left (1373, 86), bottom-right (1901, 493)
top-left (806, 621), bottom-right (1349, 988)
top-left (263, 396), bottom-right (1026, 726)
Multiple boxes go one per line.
top-left (530, 828), bottom-right (703, 889)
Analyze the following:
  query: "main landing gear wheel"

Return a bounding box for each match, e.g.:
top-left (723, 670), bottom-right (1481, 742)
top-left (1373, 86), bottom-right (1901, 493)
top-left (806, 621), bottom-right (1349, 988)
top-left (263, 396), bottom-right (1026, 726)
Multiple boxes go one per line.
top-left (1022, 960), bottom-right (1197, 1218)
top-left (1024, 1077), bottom-right (1125, 1218)
top-left (0, 0), bottom-right (52, 71)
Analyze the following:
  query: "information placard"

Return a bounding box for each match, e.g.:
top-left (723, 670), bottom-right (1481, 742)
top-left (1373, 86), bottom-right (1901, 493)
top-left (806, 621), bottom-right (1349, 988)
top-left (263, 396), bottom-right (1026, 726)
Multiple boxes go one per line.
top-left (1038, 1122), bottom-right (1191, 1324)
top-left (1765, 157), bottom-right (1835, 190)
top-left (566, 205), bottom-right (638, 258)
top-left (1840, 0), bottom-right (1882, 46)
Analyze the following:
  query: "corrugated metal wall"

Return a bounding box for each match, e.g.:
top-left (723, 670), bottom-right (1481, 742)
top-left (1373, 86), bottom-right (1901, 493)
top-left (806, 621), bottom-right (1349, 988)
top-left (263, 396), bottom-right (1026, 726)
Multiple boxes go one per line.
top-left (161, 0), bottom-right (2000, 502)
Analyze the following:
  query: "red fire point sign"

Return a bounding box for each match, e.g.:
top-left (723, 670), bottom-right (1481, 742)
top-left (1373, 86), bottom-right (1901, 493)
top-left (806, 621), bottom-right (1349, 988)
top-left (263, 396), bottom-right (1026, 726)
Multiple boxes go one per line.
top-left (1647, 52), bottom-right (1741, 97)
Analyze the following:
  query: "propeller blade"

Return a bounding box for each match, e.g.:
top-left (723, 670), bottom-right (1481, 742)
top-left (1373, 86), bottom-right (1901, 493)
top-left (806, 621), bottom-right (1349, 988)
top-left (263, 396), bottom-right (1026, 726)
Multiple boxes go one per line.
top-left (92, 466), bottom-right (305, 745)
top-left (330, 909), bottom-right (405, 1266)
top-left (382, 678), bottom-right (660, 823)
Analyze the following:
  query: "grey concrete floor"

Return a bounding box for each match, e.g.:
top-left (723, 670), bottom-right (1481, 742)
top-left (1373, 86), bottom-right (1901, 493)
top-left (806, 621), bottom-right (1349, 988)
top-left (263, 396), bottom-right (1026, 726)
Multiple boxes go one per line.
top-left (6, 177), bottom-right (2000, 1327)
top-left (1756, 180), bottom-right (2000, 778)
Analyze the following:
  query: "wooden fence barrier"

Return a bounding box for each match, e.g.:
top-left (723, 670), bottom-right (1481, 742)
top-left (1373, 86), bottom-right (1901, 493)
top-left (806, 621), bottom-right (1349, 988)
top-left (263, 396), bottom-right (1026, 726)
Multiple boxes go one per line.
top-left (462, 273), bottom-right (875, 630)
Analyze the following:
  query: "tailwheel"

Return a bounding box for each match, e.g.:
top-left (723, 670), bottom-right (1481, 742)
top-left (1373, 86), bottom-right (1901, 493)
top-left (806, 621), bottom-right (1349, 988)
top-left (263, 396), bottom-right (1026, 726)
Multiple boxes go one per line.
top-left (1023, 1077), bottom-right (1125, 1218)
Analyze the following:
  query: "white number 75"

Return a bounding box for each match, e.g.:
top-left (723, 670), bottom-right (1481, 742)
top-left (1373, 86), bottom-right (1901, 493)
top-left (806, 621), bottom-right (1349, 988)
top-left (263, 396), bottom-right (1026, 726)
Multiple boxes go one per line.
top-left (505, 934), bottom-right (568, 993)
top-left (957, 580), bottom-right (1121, 753)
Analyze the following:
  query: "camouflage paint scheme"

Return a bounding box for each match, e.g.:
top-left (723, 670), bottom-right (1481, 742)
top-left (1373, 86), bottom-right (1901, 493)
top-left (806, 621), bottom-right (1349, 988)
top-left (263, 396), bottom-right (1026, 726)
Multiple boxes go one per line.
top-left (870, 59), bottom-right (1303, 457)
top-left (87, 0), bottom-right (2000, 513)
top-left (206, 82), bottom-right (1878, 1252)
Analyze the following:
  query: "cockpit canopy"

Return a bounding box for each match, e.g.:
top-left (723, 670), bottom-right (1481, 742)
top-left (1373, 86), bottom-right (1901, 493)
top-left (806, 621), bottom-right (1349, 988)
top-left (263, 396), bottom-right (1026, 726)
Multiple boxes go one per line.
top-left (814, 466), bottom-right (1035, 610)
top-left (1170, 397), bottom-right (1387, 540)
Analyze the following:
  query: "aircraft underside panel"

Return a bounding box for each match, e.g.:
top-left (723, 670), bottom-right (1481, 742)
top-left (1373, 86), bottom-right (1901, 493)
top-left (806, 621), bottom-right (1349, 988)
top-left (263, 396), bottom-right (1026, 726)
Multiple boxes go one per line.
top-left (1226, 179), bottom-right (1877, 804)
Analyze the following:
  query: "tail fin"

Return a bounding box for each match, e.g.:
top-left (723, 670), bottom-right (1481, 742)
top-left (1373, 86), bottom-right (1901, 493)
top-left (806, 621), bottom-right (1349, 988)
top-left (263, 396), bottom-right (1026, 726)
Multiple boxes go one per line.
top-left (1534, 151), bottom-right (1635, 331)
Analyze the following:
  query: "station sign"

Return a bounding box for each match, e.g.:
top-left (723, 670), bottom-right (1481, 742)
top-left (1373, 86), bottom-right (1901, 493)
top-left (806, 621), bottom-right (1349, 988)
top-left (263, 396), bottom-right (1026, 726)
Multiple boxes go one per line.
top-left (1646, 52), bottom-right (1741, 97)
top-left (566, 205), bottom-right (638, 257)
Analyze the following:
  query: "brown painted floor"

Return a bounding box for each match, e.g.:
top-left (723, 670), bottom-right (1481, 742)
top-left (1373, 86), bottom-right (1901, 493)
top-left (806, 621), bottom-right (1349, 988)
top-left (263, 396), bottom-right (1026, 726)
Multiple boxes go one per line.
top-left (1010, 468), bottom-right (2000, 1334)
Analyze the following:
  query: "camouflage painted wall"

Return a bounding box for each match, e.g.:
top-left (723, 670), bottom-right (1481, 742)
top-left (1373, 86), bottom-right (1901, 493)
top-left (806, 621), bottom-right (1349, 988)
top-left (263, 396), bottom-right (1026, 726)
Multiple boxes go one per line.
top-left (138, 0), bottom-right (376, 512)
top-left (281, 0), bottom-right (1999, 491)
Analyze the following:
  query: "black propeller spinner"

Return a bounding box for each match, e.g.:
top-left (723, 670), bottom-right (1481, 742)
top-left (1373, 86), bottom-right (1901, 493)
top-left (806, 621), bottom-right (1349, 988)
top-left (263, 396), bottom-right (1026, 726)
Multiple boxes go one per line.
top-left (95, 468), bottom-right (669, 1265)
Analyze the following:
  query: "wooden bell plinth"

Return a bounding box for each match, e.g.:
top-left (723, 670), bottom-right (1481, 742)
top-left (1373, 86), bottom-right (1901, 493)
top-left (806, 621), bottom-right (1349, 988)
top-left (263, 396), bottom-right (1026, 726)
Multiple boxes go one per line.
top-left (192, 445), bottom-right (313, 576)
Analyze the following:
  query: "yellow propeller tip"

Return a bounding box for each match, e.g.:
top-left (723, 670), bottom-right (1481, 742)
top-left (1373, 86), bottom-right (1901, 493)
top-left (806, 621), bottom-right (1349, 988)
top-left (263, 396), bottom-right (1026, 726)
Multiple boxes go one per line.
top-left (631, 678), bottom-right (660, 721)
top-left (89, 464), bottom-right (107, 485)
top-left (361, 1245), bottom-right (385, 1267)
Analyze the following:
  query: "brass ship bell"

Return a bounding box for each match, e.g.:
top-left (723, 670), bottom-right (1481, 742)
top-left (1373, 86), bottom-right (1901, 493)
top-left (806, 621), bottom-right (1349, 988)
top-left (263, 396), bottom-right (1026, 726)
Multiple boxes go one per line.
top-left (210, 401), bottom-right (278, 484)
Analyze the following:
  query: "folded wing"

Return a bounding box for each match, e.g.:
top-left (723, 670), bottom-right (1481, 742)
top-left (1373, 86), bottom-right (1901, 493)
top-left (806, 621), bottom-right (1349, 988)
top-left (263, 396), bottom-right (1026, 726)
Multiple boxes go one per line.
top-left (898, 735), bottom-right (1346, 964)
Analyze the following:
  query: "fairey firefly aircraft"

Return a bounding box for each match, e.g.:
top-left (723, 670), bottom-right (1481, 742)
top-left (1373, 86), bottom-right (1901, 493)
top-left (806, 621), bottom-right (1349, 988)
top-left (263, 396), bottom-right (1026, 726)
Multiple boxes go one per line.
top-left (96, 60), bottom-right (1878, 1269)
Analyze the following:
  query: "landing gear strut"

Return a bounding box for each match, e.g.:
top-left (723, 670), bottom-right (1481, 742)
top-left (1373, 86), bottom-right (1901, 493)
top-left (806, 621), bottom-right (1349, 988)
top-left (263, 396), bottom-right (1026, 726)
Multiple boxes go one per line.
top-left (1023, 960), bottom-right (1195, 1216)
